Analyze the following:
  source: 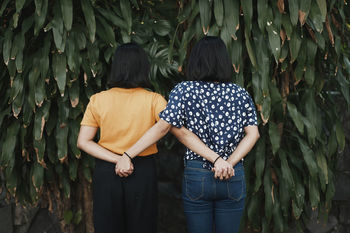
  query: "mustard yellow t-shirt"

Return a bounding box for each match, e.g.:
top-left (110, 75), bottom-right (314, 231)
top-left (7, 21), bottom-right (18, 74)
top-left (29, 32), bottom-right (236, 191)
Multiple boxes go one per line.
top-left (81, 87), bottom-right (167, 156)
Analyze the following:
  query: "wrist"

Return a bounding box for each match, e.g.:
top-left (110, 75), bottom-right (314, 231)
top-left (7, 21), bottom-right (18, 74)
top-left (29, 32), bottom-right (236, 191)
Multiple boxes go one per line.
top-left (111, 153), bottom-right (121, 163)
top-left (123, 151), bottom-right (132, 160)
top-left (227, 157), bottom-right (238, 167)
top-left (213, 156), bottom-right (221, 166)
top-left (113, 156), bottom-right (120, 164)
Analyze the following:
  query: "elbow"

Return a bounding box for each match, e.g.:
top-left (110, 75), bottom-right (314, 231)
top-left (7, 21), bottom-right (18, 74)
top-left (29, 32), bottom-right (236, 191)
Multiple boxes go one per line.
top-left (76, 140), bottom-right (82, 150)
top-left (156, 120), bottom-right (171, 136)
top-left (246, 126), bottom-right (260, 142)
top-left (170, 127), bottom-right (187, 142)
top-left (159, 124), bottom-right (171, 136)
top-left (254, 128), bottom-right (260, 142)
top-left (170, 127), bottom-right (184, 138)
top-left (76, 138), bottom-right (84, 150)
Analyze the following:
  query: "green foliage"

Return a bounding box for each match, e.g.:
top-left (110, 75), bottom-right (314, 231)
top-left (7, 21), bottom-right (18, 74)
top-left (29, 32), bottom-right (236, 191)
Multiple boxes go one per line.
top-left (0, 0), bottom-right (349, 232)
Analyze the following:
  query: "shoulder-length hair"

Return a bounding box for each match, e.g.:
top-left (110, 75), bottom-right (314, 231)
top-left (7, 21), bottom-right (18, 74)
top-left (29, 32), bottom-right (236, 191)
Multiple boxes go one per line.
top-left (186, 36), bottom-right (232, 82)
top-left (108, 43), bottom-right (151, 88)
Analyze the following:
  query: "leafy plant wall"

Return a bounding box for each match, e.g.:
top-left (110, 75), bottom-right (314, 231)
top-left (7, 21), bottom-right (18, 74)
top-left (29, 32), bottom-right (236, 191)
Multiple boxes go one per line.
top-left (0, 0), bottom-right (349, 232)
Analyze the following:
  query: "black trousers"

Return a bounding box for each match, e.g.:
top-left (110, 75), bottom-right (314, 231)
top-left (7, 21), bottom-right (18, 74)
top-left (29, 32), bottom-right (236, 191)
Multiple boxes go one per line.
top-left (92, 155), bottom-right (157, 233)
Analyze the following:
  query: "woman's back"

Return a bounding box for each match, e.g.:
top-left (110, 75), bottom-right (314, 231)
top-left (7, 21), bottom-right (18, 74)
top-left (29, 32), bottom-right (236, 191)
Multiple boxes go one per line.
top-left (81, 87), bottom-right (166, 156)
top-left (160, 81), bottom-right (257, 167)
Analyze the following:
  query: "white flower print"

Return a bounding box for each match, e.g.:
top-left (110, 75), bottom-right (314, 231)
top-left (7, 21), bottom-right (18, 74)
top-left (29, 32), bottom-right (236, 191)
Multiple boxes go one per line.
top-left (159, 81), bottom-right (257, 170)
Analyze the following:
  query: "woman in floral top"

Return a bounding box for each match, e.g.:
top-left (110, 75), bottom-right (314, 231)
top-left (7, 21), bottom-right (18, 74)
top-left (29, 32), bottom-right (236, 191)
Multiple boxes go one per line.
top-left (117, 36), bottom-right (260, 233)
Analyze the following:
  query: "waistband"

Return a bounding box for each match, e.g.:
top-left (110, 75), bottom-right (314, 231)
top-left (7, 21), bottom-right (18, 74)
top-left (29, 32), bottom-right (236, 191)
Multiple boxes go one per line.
top-left (184, 159), bottom-right (243, 169)
top-left (95, 154), bottom-right (156, 170)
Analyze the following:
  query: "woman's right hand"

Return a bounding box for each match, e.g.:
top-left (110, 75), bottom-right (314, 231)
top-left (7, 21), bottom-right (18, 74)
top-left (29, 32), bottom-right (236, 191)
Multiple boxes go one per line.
top-left (213, 158), bottom-right (234, 180)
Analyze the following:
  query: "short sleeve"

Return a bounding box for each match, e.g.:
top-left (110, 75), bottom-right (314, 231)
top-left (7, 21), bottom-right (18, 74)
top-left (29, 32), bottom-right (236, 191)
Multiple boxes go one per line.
top-left (242, 91), bottom-right (258, 127)
top-left (153, 94), bottom-right (167, 121)
top-left (81, 95), bottom-right (100, 127)
top-left (159, 83), bottom-right (185, 128)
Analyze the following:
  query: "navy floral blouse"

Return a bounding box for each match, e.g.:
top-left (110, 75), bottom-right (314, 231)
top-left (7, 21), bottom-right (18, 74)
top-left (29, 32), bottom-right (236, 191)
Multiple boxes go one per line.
top-left (159, 81), bottom-right (258, 169)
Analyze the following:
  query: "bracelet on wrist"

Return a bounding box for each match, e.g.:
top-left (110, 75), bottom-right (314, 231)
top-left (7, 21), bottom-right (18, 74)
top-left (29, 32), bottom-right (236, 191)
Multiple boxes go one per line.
top-left (213, 156), bottom-right (221, 165)
top-left (123, 152), bottom-right (132, 160)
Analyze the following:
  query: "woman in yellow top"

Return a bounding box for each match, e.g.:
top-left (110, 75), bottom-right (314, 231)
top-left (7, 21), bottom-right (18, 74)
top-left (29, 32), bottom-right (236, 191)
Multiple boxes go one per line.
top-left (77, 43), bottom-right (233, 233)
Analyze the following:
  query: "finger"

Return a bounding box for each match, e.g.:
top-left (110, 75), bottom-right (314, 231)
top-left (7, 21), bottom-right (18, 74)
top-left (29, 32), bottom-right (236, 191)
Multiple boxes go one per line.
top-left (119, 169), bottom-right (129, 177)
top-left (223, 169), bottom-right (229, 179)
top-left (120, 171), bottom-right (129, 177)
top-left (222, 172), bottom-right (228, 180)
top-left (126, 169), bottom-right (133, 175)
top-left (222, 168), bottom-right (228, 178)
top-left (118, 169), bottom-right (126, 177)
top-left (217, 169), bottom-right (223, 180)
top-left (220, 168), bottom-right (225, 180)
top-left (122, 168), bottom-right (131, 174)
top-left (224, 173), bottom-right (229, 180)
top-left (214, 170), bottom-right (219, 179)
top-left (227, 169), bottom-right (233, 179)
top-left (215, 169), bottom-right (222, 179)
top-left (226, 168), bottom-right (233, 179)
top-left (116, 168), bottom-right (121, 175)
top-left (117, 171), bottom-right (125, 177)
top-left (229, 168), bottom-right (234, 178)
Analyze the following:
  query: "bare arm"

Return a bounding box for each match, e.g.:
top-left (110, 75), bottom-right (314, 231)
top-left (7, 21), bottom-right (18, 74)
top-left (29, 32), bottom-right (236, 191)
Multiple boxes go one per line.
top-left (77, 126), bottom-right (133, 176)
top-left (171, 127), bottom-right (234, 179)
top-left (124, 120), bottom-right (221, 164)
top-left (226, 125), bottom-right (260, 166)
top-left (77, 126), bottom-right (121, 163)
top-left (170, 127), bottom-right (219, 163)
top-left (123, 119), bottom-right (171, 158)
top-left (115, 119), bottom-right (170, 176)
top-left (122, 119), bottom-right (234, 179)
top-left (77, 125), bottom-right (134, 176)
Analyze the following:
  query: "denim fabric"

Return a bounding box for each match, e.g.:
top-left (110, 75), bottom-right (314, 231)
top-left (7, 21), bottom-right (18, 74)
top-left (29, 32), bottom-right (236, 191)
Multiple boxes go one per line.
top-left (182, 160), bottom-right (246, 233)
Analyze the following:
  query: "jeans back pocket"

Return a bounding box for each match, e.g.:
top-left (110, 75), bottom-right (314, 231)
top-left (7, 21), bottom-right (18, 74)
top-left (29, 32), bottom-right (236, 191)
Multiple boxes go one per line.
top-left (184, 175), bottom-right (205, 201)
top-left (227, 170), bottom-right (246, 201)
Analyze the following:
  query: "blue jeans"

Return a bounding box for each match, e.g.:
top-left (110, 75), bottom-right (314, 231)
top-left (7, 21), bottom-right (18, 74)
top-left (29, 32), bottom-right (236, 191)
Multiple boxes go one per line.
top-left (182, 160), bottom-right (246, 233)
